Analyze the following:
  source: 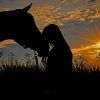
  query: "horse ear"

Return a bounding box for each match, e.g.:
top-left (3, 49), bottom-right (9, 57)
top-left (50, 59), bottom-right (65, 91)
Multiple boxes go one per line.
top-left (22, 3), bottom-right (32, 12)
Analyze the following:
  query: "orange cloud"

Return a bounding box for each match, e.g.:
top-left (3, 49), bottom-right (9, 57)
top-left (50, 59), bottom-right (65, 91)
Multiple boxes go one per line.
top-left (72, 42), bottom-right (100, 57)
top-left (0, 8), bottom-right (10, 12)
top-left (60, 0), bottom-right (97, 4)
top-left (30, 4), bottom-right (64, 30)
top-left (0, 40), bottom-right (16, 48)
top-left (62, 2), bottom-right (100, 23)
top-left (60, 0), bottom-right (86, 4)
top-left (30, 2), bottom-right (100, 30)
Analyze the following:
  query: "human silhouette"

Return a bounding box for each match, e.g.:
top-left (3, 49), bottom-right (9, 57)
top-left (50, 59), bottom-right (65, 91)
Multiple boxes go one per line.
top-left (42, 24), bottom-right (73, 97)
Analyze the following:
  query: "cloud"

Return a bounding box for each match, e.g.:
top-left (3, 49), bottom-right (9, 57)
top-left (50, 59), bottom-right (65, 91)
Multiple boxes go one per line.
top-left (60, 0), bottom-right (87, 4)
top-left (72, 42), bottom-right (100, 57)
top-left (88, 0), bottom-right (96, 3)
top-left (29, 2), bottom-right (100, 49)
top-left (30, 1), bottom-right (100, 30)
top-left (72, 42), bottom-right (100, 66)
top-left (0, 1), bottom-right (96, 31)
top-left (60, 0), bottom-right (97, 4)
top-left (64, 2), bottom-right (100, 22)
top-left (30, 4), bottom-right (64, 30)
top-left (60, 0), bottom-right (80, 4)
top-left (0, 40), bottom-right (16, 48)
top-left (0, 7), bottom-right (10, 11)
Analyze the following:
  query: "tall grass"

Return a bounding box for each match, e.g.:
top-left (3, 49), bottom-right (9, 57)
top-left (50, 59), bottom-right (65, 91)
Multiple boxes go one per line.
top-left (73, 54), bottom-right (100, 72)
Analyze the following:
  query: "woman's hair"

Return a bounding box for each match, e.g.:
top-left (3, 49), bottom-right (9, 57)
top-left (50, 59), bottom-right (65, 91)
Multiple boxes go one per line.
top-left (42, 24), bottom-right (66, 46)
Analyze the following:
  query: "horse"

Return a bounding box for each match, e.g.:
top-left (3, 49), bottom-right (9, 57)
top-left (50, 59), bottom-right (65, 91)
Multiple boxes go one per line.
top-left (0, 4), bottom-right (47, 57)
top-left (41, 24), bottom-right (73, 97)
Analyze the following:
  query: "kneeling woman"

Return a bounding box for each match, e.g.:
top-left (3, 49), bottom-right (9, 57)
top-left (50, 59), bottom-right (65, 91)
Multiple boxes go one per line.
top-left (42, 24), bottom-right (73, 96)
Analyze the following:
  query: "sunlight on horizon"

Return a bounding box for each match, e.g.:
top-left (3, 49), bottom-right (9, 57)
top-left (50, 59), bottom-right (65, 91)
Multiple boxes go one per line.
top-left (72, 42), bottom-right (100, 70)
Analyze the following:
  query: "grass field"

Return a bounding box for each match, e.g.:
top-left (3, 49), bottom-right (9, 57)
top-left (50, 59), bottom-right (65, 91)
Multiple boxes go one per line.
top-left (0, 64), bottom-right (100, 99)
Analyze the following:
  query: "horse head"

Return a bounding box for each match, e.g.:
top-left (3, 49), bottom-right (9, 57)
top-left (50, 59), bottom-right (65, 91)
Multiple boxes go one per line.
top-left (0, 4), bottom-right (48, 57)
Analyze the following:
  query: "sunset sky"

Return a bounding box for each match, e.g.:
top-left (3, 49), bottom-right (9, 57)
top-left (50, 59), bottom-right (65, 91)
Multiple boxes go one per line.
top-left (0, 0), bottom-right (100, 61)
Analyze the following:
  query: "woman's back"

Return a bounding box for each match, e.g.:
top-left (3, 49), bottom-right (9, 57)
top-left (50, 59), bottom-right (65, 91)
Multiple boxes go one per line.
top-left (47, 43), bottom-right (72, 76)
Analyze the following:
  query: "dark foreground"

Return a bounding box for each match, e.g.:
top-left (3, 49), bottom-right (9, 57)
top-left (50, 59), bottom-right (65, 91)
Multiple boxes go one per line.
top-left (0, 67), bottom-right (100, 100)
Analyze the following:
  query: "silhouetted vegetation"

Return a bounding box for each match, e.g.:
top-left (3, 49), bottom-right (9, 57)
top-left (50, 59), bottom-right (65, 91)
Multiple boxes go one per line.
top-left (73, 54), bottom-right (100, 71)
top-left (0, 51), bottom-right (100, 99)
top-left (0, 63), bottom-right (100, 99)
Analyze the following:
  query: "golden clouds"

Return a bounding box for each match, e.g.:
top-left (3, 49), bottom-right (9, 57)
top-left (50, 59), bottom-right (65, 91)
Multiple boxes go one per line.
top-left (60, 0), bottom-right (96, 4)
top-left (0, 8), bottom-right (10, 12)
top-left (72, 42), bottom-right (100, 57)
top-left (0, 40), bottom-right (16, 48)
top-left (63, 3), bottom-right (100, 22)
top-left (30, 1), bottom-right (100, 30)
top-left (30, 4), bottom-right (64, 30)
top-left (60, 0), bottom-right (86, 4)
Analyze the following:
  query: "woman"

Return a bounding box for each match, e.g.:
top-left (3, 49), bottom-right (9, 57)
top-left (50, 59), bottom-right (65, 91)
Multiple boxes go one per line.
top-left (42, 24), bottom-right (73, 97)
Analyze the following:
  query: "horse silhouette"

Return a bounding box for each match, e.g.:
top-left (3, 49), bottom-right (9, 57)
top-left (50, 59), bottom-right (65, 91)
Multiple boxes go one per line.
top-left (0, 4), bottom-right (45, 56)
top-left (42, 24), bottom-right (73, 96)
top-left (0, 4), bottom-right (51, 94)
